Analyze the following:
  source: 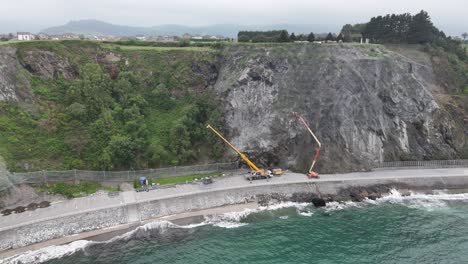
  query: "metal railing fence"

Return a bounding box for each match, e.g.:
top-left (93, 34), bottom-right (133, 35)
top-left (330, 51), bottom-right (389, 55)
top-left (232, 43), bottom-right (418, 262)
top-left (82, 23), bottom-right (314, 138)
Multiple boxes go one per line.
top-left (5, 161), bottom-right (240, 186)
top-left (373, 159), bottom-right (468, 169)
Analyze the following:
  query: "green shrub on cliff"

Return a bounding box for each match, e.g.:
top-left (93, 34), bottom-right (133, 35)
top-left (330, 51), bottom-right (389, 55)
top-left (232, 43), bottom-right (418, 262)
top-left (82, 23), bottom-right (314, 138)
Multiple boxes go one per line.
top-left (0, 41), bottom-right (224, 172)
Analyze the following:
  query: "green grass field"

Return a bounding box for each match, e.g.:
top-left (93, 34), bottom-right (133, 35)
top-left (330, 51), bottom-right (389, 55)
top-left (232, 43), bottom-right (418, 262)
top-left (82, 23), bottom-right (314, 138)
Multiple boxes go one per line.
top-left (37, 181), bottom-right (120, 198)
top-left (0, 40), bottom-right (21, 45)
top-left (135, 172), bottom-right (222, 187)
top-left (100, 43), bottom-right (213, 52)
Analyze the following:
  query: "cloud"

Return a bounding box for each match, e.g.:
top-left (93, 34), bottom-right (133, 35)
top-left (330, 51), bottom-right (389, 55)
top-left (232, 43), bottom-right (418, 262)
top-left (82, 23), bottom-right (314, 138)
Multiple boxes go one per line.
top-left (0, 0), bottom-right (466, 35)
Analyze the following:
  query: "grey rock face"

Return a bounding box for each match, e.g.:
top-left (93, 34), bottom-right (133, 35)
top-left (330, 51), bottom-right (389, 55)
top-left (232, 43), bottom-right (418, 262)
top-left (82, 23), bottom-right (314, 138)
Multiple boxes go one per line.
top-left (0, 46), bottom-right (18, 101)
top-left (215, 44), bottom-right (464, 172)
top-left (21, 50), bottom-right (77, 80)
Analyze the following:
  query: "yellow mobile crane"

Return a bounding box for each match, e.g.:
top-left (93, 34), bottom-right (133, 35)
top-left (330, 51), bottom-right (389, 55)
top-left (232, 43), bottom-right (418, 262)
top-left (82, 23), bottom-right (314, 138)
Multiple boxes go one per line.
top-left (207, 124), bottom-right (283, 181)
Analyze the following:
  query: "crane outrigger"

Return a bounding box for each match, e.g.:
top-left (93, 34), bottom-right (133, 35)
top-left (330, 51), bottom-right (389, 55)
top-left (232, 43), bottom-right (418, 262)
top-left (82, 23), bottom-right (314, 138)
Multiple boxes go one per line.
top-left (293, 112), bottom-right (321, 178)
top-left (206, 124), bottom-right (283, 181)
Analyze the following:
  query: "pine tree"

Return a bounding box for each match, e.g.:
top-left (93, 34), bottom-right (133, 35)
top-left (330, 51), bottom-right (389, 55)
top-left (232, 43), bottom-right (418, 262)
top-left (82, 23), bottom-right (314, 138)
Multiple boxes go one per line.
top-left (462, 32), bottom-right (468, 41)
top-left (407, 10), bottom-right (435, 44)
top-left (340, 24), bottom-right (353, 42)
top-left (307, 32), bottom-right (315, 42)
top-left (278, 30), bottom-right (290, 42)
top-left (290, 33), bottom-right (297, 41)
top-left (337, 33), bottom-right (344, 42)
top-left (325, 32), bottom-right (335, 42)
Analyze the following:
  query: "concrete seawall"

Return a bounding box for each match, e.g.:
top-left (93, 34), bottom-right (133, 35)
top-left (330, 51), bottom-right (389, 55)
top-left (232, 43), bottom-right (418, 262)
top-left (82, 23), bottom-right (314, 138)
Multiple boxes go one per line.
top-left (0, 168), bottom-right (467, 253)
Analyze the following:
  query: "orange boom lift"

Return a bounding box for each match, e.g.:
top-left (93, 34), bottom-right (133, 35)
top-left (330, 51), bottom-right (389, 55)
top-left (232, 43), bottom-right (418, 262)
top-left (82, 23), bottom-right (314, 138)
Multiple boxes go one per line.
top-left (293, 112), bottom-right (321, 178)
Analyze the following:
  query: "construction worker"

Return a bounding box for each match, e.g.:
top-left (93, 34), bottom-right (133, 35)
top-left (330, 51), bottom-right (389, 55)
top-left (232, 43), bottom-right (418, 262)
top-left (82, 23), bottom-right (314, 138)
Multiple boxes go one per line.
top-left (139, 176), bottom-right (149, 191)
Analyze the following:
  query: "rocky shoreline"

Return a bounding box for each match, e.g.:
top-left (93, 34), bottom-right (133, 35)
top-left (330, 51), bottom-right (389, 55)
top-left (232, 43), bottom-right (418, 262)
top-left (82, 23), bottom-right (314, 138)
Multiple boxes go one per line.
top-left (258, 183), bottom-right (468, 207)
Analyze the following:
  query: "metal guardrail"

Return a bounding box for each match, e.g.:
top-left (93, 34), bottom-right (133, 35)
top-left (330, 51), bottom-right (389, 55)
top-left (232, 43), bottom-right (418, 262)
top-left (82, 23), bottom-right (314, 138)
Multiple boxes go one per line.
top-left (374, 159), bottom-right (468, 169)
top-left (6, 161), bottom-right (240, 186)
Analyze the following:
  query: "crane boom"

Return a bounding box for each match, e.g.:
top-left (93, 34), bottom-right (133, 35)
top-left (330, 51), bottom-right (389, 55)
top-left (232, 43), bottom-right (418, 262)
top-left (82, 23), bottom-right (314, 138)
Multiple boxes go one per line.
top-left (206, 124), bottom-right (260, 172)
top-left (293, 112), bottom-right (321, 175)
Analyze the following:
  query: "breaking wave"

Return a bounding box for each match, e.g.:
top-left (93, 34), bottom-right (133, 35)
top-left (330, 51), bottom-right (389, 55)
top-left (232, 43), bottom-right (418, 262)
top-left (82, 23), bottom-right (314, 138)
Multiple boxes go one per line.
top-left (1, 202), bottom-right (309, 264)
top-left (324, 189), bottom-right (468, 212)
top-left (371, 189), bottom-right (468, 211)
top-left (204, 201), bottom-right (309, 228)
top-left (1, 240), bottom-right (91, 264)
top-left (1, 221), bottom-right (206, 264)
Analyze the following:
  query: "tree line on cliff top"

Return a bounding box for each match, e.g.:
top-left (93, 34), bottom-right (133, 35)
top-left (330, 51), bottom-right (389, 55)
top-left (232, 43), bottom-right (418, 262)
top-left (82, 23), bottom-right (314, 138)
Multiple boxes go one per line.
top-left (345, 11), bottom-right (466, 60)
top-left (360, 11), bottom-right (450, 44)
top-left (238, 11), bottom-right (466, 63)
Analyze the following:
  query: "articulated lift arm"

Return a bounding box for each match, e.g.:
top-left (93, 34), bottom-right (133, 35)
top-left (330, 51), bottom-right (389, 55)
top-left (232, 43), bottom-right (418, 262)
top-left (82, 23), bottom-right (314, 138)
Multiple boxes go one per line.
top-left (293, 112), bottom-right (321, 176)
top-left (206, 124), bottom-right (260, 172)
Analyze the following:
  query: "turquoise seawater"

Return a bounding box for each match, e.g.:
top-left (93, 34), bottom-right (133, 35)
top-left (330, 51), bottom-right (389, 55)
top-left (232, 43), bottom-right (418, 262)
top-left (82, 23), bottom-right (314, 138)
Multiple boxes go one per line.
top-left (7, 191), bottom-right (468, 264)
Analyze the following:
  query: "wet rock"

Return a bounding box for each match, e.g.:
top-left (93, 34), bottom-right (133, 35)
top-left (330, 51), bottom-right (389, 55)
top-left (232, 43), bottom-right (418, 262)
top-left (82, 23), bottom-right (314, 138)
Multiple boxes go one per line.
top-left (38, 201), bottom-right (51, 208)
top-left (349, 191), bottom-right (365, 202)
top-left (1, 208), bottom-right (12, 216)
top-left (360, 190), bottom-right (369, 198)
top-left (13, 206), bottom-right (26, 213)
top-left (312, 198), bottom-right (326, 207)
top-left (257, 193), bottom-right (288, 206)
top-left (27, 202), bottom-right (39, 211)
top-left (291, 192), bottom-right (316, 203)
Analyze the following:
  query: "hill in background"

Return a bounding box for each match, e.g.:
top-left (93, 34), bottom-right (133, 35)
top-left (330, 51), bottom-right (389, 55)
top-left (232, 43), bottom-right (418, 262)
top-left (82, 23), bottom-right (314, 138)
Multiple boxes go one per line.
top-left (42, 19), bottom-right (338, 37)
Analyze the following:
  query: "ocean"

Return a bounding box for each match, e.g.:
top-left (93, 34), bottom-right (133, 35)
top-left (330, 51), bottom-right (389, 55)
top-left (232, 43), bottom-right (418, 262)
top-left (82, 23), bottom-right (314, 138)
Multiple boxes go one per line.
top-left (4, 190), bottom-right (468, 264)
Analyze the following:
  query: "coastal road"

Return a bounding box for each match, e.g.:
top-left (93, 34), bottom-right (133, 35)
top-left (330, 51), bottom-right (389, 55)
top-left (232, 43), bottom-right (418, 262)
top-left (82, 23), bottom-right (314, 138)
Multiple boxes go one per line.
top-left (1, 167), bottom-right (467, 233)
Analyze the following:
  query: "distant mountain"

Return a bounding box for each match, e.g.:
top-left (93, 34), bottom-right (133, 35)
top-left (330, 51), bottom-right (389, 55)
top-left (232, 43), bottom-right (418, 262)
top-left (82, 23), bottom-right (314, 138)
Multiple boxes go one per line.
top-left (42, 20), bottom-right (149, 36)
top-left (41, 20), bottom-right (340, 38)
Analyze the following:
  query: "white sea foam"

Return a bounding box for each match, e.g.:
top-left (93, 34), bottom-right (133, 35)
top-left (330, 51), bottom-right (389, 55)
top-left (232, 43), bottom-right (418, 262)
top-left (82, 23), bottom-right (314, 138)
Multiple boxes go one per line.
top-left (324, 201), bottom-right (361, 212)
top-left (370, 189), bottom-right (468, 210)
top-left (1, 240), bottom-right (91, 264)
top-left (322, 189), bottom-right (468, 212)
top-left (204, 213), bottom-right (250, 229)
top-left (258, 201), bottom-right (309, 211)
top-left (298, 211), bottom-right (314, 217)
top-left (358, 189), bottom-right (468, 211)
top-left (212, 222), bottom-right (249, 229)
top-left (204, 201), bottom-right (311, 228)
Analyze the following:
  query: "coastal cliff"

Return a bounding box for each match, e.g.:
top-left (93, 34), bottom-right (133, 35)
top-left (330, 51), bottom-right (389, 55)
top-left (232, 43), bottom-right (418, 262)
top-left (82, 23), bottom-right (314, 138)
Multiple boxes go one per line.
top-left (0, 41), bottom-right (466, 172)
top-left (215, 44), bottom-right (467, 172)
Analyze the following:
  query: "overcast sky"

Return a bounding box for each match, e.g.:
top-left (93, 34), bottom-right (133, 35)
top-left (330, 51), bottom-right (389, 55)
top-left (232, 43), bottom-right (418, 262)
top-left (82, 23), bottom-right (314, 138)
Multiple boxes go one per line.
top-left (1, 0), bottom-right (467, 35)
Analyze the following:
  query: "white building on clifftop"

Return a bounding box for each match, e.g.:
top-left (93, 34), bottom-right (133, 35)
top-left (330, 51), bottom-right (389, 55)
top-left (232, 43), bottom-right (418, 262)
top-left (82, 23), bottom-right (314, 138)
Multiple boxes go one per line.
top-left (17, 32), bottom-right (35, 41)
